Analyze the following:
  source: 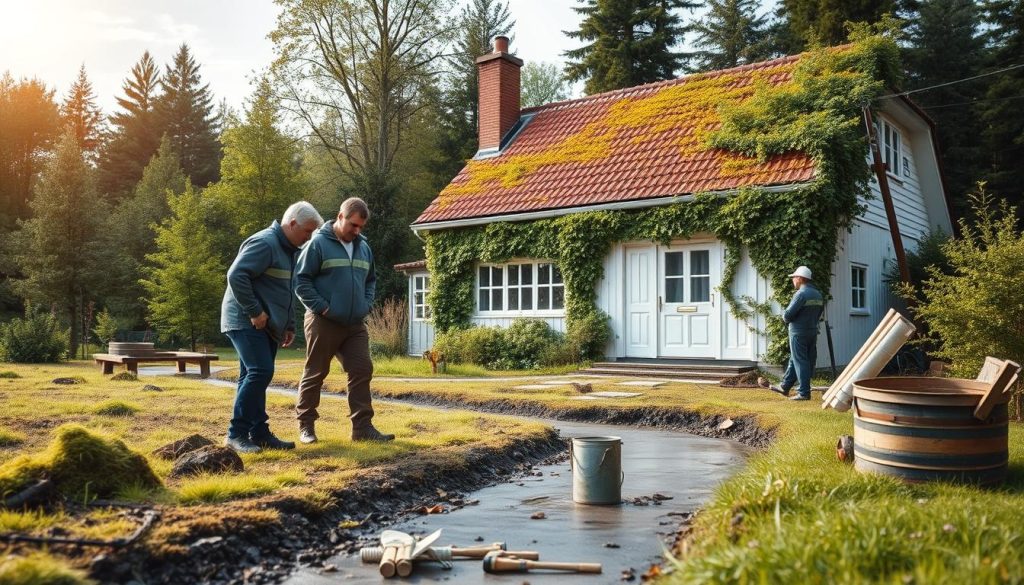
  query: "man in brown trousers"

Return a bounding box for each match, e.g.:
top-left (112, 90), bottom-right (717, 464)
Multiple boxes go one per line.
top-left (293, 197), bottom-right (394, 443)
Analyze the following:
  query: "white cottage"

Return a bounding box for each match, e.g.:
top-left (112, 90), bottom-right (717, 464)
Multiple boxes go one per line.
top-left (398, 37), bottom-right (953, 371)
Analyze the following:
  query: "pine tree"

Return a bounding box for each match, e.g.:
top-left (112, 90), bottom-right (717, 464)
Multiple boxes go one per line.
top-left (97, 51), bottom-right (163, 199)
top-left (101, 136), bottom-right (187, 324)
top-left (565, 0), bottom-right (698, 94)
top-left (207, 78), bottom-right (306, 237)
top-left (0, 75), bottom-right (62, 223)
top-left (903, 0), bottom-right (987, 214)
top-left (61, 65), bottom-right (104, 162)
top-left (980, 0), bottom-right (1024, 208)
top-left (688, 0), bottom-right (772, 72)
top-left (776, 0), bottom-right (897, 51)
top-left (13, 130), bottom-right (108, 358)
top-left (140, 182), bottom-right (224, 351)
top-left (155, 44), bottom-right (221, 188)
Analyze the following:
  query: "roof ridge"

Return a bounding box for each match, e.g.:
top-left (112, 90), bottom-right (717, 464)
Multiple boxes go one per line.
top-left (521, 53), bottom-right (803, 115)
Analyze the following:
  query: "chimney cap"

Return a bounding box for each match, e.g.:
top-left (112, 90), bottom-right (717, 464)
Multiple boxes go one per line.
top-left (493, 36), bottom-right (509, 53)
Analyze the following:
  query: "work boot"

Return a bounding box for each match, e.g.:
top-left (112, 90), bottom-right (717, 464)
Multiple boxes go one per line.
top-left (769, 384), bottom-right (791, 397)
top-left (789, 394), bottom-right (811, 401)
top-left (224, 435), bottom-right (261, 454)
top-left (352, 425), bottom-right (395, 442)
top-left (298, 424), bottom-right (318, 444)
top-left (251, 431), bottom-right (295, 450)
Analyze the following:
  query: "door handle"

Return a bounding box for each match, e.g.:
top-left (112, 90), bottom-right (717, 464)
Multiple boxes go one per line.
top-left (658, 295), bottom-right (662, 310)
top-left (711, 293), bottom-right (715, 307)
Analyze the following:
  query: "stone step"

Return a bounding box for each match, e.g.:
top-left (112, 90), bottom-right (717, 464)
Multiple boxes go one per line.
top-left (580, 366), bottom-right (754, 380)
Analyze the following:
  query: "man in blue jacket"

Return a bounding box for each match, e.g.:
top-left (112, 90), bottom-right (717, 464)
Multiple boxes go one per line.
top-left (770, 266), bottom-right (824, 401)
top-left (294, 197), bottom-right (394, 443)
top-left (221, 202), bottom-right (324, 453)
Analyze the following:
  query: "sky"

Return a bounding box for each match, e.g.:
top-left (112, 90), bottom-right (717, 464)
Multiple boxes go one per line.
top-left (0, 0), bottom-right (728, 116)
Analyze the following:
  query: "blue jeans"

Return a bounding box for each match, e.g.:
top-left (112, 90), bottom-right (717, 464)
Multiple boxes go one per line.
top-left (781, 331), bottom-right (817, 398)
top-left (226, 328), bottom-right (279, 439)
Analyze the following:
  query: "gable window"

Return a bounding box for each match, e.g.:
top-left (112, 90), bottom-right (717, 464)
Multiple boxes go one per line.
top-left (413, 275), bottom-right (431, 320)
top-left (477, 261), bottom-right (564, 314)
top-left (875, 119), bottom-right (902, 177)
top-left (851, 264), bottom-right (868, 313)
top-left (478, 266), bottom-right (504, 311)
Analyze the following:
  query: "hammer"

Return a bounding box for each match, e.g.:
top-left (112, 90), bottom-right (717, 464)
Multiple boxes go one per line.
top-left (482, 550), bottom-right (602, 574)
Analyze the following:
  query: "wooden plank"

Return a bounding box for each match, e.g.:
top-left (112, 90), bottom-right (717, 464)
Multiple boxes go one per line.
top-left (974, 360), bottom-right (1020, 420)
top-left (976, 357), bottom-right (1004, 384)
top-left (823, 309), bottom-right (898, 405)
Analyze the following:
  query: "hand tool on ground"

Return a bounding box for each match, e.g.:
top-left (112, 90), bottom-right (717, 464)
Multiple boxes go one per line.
top-left (379, 530), bottom-right (414, 578)
top-left (360, 539), bottom-right (540, 564)
top-left (482, 550), bottom-right (601, 574)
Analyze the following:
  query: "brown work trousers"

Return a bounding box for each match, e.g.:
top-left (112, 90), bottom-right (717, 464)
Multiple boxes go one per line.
top-left (295, 312), bottom-right (375, 430)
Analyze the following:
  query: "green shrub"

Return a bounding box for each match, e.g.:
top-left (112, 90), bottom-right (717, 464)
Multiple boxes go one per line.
top-left (0, 310), bottom-right (68, 363)
top-left (366, 298), bottom-right (407, 358)
top-left (0, 553), bottom-right (94, 585)
top-left (489, 318), bottom-right (563, 370)
top-left (566, 310), bottom-right (611, 361)
top-left (0, 371), bottom-right (19, 379)
top-left (433, 326), bottom-right (503, 365)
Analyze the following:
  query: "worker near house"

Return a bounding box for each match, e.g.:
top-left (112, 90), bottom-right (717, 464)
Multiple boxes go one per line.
top-left (769, 266), bottom-right (825, 401)
top-left (293, 197), bottom-right (394, 444)
top-left (221, 201), bottom-right (325, 453)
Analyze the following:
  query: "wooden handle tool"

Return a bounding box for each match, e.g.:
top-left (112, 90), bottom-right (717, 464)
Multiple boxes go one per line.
top-left (379, 544), bottom-right (398, 578)
top-left (482, 551), bottom-right (600, 574)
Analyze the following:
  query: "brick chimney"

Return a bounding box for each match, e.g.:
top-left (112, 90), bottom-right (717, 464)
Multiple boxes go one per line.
top-left (476, 35), bottom-right (523, 153)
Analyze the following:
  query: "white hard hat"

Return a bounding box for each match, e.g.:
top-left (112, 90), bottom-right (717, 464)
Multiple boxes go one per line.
top-left (788, 266), bottom-right (813, 280)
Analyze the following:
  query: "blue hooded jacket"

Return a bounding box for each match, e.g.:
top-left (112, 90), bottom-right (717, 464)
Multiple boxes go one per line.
top-left (220, 220), bottom-right (299, 340)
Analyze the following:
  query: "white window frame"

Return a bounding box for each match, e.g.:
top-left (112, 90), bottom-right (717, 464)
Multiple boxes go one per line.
top-left (475, 260), bottom-right (566, 317)
top-left (876, 118), bottom-right (903, 178)
top-left (412, 275), bottom-right (431, 321)
top-left (851, 263), bottom-right (869, 315)
top-left (477, 265), bottom-right (505, 312)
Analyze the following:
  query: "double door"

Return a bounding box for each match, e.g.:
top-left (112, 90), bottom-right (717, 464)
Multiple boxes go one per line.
top-left (625, 242), bottom-right (721, 358)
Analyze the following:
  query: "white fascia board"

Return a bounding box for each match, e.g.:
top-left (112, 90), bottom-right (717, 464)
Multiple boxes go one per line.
top-left (410, 182), bottom-right (811, 236)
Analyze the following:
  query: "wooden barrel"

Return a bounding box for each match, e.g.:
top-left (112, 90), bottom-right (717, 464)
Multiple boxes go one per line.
top-left (852, 377), bottom-right (1008, 486)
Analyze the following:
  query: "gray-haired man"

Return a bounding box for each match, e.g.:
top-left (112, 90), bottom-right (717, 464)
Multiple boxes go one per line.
top-left (221, 202), bottom-right (324, 453)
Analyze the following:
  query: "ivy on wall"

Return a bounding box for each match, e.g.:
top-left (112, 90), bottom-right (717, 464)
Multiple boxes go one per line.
top-left (425, 28), bottom-right (902, 364)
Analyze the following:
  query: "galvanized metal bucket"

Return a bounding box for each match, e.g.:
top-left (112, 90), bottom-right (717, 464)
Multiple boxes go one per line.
top-left (570, 436), bottom-right (623, 505)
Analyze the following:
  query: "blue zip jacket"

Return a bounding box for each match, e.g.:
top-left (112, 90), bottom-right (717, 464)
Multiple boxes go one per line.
top-left (294, 221), bottom-right (376, 325)
top-left (783, 282), bottom-right (824, 335)
top-left (220, 220), bottom-right (299, 340)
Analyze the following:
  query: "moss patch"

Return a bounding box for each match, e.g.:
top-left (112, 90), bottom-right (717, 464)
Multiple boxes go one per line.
top-left (109, 372), bottom-right (138, 382)
top-left (0, 553), bottom-right (93, 585)
top-left (92, 400), bottom-right (140, 417)
top-left (0, 424), bottom-right (160, 500)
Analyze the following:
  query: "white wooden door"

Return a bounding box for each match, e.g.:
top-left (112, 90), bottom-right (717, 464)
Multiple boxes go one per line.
top-left (658, 244), bottom-right (720, 358)
top-left (625, 245), bottom-right (657, 358)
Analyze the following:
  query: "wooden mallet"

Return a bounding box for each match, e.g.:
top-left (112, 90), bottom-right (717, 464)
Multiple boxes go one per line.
top-left (482, 550), bottom-right (601, 574)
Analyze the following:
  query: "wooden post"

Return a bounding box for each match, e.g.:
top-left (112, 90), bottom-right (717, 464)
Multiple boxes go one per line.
top-left (862, 106), bottom-right (912, 289)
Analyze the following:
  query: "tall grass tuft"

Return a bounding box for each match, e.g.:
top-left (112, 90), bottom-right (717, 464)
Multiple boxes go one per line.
top-left (366, 298), bottom-right (407, 358)
top-left (0, 552), bottom-right (93, 585)
top-left (92, 401), bottom-right (139, 417)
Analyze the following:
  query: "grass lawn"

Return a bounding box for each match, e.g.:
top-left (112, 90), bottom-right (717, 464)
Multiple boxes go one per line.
top-left (0, 362), bottom-right (551, 582)
top-left (261, 370), bottom-right (1024, 585)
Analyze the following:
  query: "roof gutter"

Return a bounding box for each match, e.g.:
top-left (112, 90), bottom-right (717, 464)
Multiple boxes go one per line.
top-left (410, 182), bottom-right (811, 237)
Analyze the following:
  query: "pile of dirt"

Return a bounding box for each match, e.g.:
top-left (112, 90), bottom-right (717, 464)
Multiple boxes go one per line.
top-left (0, 424), bottom-right (161, 502)
top-left (718, 371), bottom-right (761, 388)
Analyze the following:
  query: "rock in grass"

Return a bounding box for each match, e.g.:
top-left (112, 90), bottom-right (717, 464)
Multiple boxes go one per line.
top-left (0, 424), bottom-right (161, 500)
top-left (169, 446), bottom-right (244, 478)
top-left (110, 371), bottom-right (138, 381)
top-left (153, 435), bottom-right (214, 460)
top-left (52, 376), bottom-right (85, 385)
top-left (141, 384), bottom-right (163, 392)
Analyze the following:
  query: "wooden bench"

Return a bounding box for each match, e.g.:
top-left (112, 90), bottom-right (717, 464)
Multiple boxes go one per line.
top-left (93, 352), bottom-right (219, 379)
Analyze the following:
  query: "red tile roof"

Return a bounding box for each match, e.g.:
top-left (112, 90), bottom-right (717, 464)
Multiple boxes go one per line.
top-left (414, 54), bottom-right (817, 226)
top-left (393, 259), bottom-right (427, 272)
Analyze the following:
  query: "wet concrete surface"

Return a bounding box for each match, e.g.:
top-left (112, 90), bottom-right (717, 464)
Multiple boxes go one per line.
top-left (139, 367), bottom-right (749, 584)
top-left (284, 421), bottom-right (747, 585)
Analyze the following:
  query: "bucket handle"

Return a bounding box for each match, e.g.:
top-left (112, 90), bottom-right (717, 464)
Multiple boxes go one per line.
top-left (570, 442), bottom-right (623, 486)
